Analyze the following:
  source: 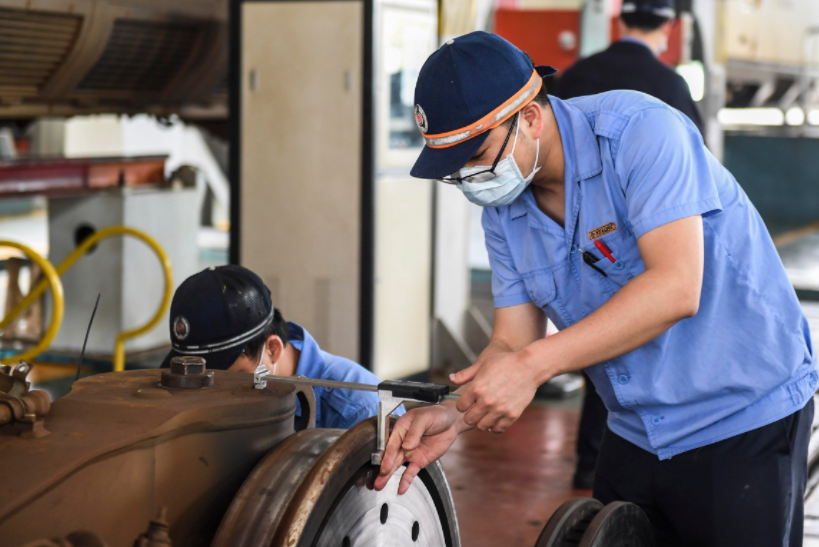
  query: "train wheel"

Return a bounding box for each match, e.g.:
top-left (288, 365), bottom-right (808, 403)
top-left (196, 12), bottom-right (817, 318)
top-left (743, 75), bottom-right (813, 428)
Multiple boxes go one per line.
top-left (578, 502), bottom-right (655, 547)
top-left (212, 417), bottom-right (460, 547)
top-left (535, 498), bottom-right (603, 547)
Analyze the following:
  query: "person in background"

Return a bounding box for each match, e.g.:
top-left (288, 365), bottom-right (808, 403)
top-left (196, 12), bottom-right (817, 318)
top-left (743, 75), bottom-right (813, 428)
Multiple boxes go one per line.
top-left (555, 0), bottom-right (704, 488)
top-left (556, 0), bottom-right (704, 138)
top-left (161, 265), bottom-right (402, 429)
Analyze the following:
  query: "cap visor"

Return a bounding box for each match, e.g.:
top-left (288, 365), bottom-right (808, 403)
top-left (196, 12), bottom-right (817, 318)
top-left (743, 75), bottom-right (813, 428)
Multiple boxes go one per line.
top-left (410, 131), bottom-right (490, 180)
top-left (160, 345), bottom-right (245, 371)
top-left (536, 65), bottom-right (559, 77)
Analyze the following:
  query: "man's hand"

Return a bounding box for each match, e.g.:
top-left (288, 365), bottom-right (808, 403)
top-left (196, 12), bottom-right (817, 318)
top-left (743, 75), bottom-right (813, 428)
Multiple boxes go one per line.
top-left (451, 350), bottom-right (540, 433)
top-left (375, 403), bottom-right (462, 495)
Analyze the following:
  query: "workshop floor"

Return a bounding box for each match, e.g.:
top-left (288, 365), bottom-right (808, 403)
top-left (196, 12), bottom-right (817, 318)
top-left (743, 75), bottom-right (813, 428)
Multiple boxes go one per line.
top-left (440, 399), bottom-right (589, 547)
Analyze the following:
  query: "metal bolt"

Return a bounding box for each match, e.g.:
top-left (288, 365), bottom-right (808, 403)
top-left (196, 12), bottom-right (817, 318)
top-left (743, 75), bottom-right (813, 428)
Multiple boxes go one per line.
top-left (162, 356), bottom-right (213, 390)
top-left (170, 356), bottom-right (206, 376)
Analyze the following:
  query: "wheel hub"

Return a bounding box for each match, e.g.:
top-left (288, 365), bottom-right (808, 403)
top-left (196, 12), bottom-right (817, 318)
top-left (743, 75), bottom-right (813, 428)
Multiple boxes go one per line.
top-left (315, 467), bottom-right (446, 547)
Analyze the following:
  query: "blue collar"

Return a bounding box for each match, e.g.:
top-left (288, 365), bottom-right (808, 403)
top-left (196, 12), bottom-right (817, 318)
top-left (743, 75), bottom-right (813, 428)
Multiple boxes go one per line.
top-left (288, 322), bottom-right (324, 378)
top-left (510, 96), bottom-right (602, 230)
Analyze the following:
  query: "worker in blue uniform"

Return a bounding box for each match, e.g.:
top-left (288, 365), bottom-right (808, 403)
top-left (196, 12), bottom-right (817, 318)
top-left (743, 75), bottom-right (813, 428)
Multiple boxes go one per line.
top-left (555, 0), bottom-right (704, 136)
top-left (556, 0), bottom-right (705, 489)
top-left (375, 32), bottom-right (815, 547)
top-left (161, 265), bottom-right (402, 429)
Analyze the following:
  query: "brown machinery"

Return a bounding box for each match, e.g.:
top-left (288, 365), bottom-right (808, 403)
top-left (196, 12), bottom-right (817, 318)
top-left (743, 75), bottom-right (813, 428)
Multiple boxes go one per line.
top-left (0, 359), bottom-right (461, 547)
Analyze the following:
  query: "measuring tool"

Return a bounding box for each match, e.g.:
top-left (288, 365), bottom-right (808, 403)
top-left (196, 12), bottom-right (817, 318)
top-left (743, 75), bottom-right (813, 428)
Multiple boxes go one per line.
top-left (254, 365), bottom-right (460, 465)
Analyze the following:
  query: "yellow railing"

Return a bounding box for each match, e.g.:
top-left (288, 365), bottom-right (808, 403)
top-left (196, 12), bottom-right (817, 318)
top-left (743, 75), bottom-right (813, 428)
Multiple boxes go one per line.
top-left (0, 226), bottom-right (173, 371)
top-left (0, 241), bottom-right (64, 365)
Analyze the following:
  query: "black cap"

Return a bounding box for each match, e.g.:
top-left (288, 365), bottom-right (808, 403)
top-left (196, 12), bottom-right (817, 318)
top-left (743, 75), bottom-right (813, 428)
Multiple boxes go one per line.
top-left (160, 265), bottom-right (274, 370)
top-left (621, 0), bottom-right (675, 18)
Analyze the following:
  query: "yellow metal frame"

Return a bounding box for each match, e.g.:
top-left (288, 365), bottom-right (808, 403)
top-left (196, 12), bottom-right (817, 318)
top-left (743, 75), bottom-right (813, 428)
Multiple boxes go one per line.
top-left (0, 241), bottom-right (64, 365)
top-left (0, 226), bottom-right (173, 371)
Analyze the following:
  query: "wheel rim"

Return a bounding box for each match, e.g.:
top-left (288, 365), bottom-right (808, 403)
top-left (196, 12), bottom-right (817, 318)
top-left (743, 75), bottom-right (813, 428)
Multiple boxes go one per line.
top-left (535, 498), bottom-right (603, 547)
top-left (578, 502), bottom-right (655, 547)
top-left (314, 466), bottom-right (447, 547)
top-left (212, 417), bottom-right (460, 547)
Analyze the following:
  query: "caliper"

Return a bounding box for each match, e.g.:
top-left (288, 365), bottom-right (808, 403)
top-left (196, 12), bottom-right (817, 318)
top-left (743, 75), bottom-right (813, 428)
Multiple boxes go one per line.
top-left (254, 365), bottom-right (460, 465)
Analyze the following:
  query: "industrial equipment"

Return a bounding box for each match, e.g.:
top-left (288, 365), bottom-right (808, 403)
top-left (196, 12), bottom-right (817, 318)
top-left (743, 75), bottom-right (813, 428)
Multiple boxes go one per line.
top-left (0, 0), bottom-right (227, 119)
top-left (0, 224), bottom-right (177, 369)
top-left (0, 358), bottom-right (461, 547)
top-left (0, 240), bottom-right (65, 364)
top-left (0, 356), bottom-right (661, 547)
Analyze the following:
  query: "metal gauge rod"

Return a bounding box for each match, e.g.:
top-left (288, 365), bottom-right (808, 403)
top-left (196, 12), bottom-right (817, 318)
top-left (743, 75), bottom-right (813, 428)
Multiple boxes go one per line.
top-left (257, 373), bottom-right (461, 402)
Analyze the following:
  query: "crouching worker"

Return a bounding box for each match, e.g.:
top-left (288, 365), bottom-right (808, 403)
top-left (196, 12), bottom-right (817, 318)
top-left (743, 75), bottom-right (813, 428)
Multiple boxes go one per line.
top-left (161, 265), bottom-right (402, 428)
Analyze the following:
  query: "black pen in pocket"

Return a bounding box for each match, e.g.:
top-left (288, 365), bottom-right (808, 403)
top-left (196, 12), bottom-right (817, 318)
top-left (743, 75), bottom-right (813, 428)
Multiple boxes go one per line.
top-left (580, 249), bottom-right (608, 277)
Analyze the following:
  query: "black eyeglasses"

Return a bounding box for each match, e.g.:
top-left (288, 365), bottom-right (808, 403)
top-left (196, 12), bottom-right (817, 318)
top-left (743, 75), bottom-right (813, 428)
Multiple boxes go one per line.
top-left (436, 112), bottom-right (519, 185)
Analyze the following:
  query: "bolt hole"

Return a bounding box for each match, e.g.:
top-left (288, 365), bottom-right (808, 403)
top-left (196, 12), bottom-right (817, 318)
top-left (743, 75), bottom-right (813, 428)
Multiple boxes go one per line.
top-left (74, 224), bottom-right (98, 254)
top-left (412, 521), bottom-right (419, 541)
top-left (342, 537), bottom-right (350, 547)
top-left (380, 503), bottom-right (389, 524)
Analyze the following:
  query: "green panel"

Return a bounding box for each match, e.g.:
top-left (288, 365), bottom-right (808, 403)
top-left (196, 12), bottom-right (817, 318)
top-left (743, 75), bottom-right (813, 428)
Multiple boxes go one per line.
top-left (723, 135), bottom-right (819, 234)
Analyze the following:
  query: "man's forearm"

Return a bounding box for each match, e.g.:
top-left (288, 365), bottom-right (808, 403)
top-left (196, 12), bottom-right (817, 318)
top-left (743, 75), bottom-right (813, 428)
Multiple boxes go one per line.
top-left (477, 338), bottom-right (516, 362)
top-left (521, 267), bottom-right (699, 384)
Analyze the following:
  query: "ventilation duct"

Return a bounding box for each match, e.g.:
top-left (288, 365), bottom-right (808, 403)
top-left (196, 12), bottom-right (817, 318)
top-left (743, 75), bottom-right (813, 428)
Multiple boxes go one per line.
top-left (0, 1), bottom-right (227, 119)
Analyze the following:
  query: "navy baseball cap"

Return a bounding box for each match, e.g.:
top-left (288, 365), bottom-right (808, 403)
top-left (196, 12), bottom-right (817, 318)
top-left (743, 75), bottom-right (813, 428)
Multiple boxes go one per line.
top-left (621, 0), bottom-right (675, 18)
top-left (410, 31), bottom-right (557, 180)
top-left (160, 265), bottom-right (274, 370)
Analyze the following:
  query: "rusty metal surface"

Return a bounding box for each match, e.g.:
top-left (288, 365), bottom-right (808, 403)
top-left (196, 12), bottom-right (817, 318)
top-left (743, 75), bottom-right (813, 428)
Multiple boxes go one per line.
top-left (18, 530), bottom-right (111, 547)
top-left (0, 362), bottom-right (52, 438)
top-left (0, 390), bottom-right (51, 427)
top-left (133, 508), bottom-right (173, 547)
top-left (0, 369), bottom-right (296, 547)
top-left (211, 429), bottom-right (342, 547)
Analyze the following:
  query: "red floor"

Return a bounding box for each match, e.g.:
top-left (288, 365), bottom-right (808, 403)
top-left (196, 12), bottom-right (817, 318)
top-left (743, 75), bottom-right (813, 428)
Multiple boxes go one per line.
top-left (440, 403), bottom-right (591, 547)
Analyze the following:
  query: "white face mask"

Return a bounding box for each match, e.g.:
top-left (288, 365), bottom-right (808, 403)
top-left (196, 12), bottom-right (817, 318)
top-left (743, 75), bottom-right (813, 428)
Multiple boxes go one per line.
top-left (457, 118), bottom-right (541, 208)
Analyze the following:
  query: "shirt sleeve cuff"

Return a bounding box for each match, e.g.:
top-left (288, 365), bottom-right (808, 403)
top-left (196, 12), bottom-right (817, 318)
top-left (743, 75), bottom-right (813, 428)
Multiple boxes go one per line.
top-left (494, 292), bottom-right (532, 309)
top-left (631, 197), bottom-right (722, 239)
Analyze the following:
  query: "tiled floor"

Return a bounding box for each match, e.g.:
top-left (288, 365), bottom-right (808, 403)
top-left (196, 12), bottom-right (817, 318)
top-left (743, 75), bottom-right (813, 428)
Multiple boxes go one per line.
top-left (440, 401), bottom-right (589, 547)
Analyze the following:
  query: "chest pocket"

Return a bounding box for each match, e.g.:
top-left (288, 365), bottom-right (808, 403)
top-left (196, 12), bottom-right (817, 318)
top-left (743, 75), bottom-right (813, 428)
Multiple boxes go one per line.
top-left (583, 229), bottom-right (644, 290)
top-left (522, 269), bottom-right (557, 308)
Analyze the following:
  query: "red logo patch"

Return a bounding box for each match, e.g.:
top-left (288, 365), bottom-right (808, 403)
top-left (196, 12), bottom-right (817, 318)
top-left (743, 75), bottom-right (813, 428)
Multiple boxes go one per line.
top-left (414, 104), bottom-right (429, 134)
top-left (173, 316), bottom-right (190, 340)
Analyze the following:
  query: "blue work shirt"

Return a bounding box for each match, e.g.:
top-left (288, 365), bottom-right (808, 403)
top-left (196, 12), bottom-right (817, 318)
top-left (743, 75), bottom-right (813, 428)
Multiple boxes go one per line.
top-left (289, 322), bottom-right (404, 429)
top-left (484, 91), bottom-right (817, 459)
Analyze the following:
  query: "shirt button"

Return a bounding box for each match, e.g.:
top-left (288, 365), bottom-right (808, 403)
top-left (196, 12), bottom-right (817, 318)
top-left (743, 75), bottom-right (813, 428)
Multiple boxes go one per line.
top-left (570, 245), bottom-right (579, 254)
top-left (618, 374), bottom-right (629, 385)
top-left (614, 261), bottom-right (625, 270)
top-left (651, 416), bottom-right (662, 425)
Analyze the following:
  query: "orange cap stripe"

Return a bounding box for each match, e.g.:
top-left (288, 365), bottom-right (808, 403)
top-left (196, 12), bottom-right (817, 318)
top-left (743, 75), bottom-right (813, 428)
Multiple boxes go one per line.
top-left (423, 69), bottom-right (542, 149)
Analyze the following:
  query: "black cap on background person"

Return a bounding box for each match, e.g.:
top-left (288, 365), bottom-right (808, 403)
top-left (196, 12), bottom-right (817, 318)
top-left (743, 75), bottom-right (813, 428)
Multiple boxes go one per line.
top-left (161, 265), bottom-right (283, 370)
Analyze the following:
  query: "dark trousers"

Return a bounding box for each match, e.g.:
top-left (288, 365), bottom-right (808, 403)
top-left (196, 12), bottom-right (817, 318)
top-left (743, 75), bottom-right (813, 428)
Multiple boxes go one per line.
top-left (576, 372), bottom-right (608, 474)
top-left (593, 399), bottom-right (814, 547)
